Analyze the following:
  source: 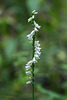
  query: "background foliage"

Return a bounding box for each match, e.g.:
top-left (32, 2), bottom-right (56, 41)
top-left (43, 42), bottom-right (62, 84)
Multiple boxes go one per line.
top-left (0, 0), bottom-right (67, 100)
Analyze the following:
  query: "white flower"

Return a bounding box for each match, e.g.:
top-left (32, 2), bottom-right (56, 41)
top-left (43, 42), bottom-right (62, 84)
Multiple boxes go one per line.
top-left (25, 65), bottom-right (30, 69)
top-left (25, 60), bottom-right (33, 71)
top-left (34, 41), bottom-right (41, 60)
top-left (35, 47), bottom-right (41, 51)
top-left (32, 10), bottom-right (38, 14)
top-left (27, 27), bottom-right (38, 41)
top-left (26, 81), bottom-right (31, 84)
top-left (28, 15), bottom-right (34, 22)
top-left (28, 77), bottom-right (31, 79)
top-left (26, 60), bottom-right (33, 66)
top-left (34, 54), bottom-right (39, 59)
top-left (34, 21), bottom-right (41, 29)
top-left (30, 30), bottom-right (35, 36)
top-left (25, 66), bottom-right (31, 70)
top-left (27, 35), bottom-right (33, 41)
top-left (35, 51), bottom-right (41, 55)
top-left (27, 30), bottom-right (35, 41)
top-left (25, 71), bottom-right (31, 75)
top-left (32, 57), bottom-right (37, 63)
top-left (34, 27), bottom-right (38, 32)
top-left (35, 41), bottom-right (40, 47)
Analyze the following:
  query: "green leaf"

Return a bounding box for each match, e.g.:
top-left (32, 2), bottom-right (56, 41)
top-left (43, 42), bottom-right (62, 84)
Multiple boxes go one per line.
top-left (36, 84), bottom-right (65, 99)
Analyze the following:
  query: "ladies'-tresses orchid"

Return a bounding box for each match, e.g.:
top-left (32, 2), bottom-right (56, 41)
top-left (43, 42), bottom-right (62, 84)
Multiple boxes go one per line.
top-left (34, 21), bottom-right (41, 29)
top-left (32, 10), bottom-right (38, 14)
top-left (28, 15), bottom-right (34, 22)
top-left (25, 10), bottom-right (41, 84)
top-left (28, 10), bottom-right (38, 22)
top-left (27, 27), bottom-right (38, 42)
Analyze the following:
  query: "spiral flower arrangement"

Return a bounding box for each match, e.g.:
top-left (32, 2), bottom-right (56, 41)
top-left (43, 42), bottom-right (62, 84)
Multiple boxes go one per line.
top-left (25, 10), bottom-right (41, 100)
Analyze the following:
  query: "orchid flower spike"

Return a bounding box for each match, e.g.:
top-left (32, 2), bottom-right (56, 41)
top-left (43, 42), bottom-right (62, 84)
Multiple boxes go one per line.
top-left (25, 10), bottom-right (41, 84)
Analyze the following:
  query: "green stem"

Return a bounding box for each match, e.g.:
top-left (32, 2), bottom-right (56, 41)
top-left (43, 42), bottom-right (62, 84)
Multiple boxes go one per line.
top-left (32, 33), bottom-right (35, 100)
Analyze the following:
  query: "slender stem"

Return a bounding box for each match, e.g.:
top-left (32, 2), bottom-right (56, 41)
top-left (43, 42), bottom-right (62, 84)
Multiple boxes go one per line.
top-left (32, 33), bottom-right (35, 100)
top-left (31, 15), bottom-right (35, 100)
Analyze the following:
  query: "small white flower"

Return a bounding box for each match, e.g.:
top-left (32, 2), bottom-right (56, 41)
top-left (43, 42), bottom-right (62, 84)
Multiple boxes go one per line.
top-left (25, 65), bottom-right (30, 69)
top-left (36, 47), bottom-right (41, 49)
top-left (35, 51), bottom-right (41, 55)
top-left (25, 60), bottom-right (33, 71)
top-left (35, 47), bottom-right (41, 51)
top-left (34, 41), bottom-right (41, 60)
top-left (30, 30), bottom-right (35, 35)
top-left (32, 57), bottom-right (37, 63)
top-left (28, 77), bottom-right (31, 79)
top-left (26, 60), bottom-right (33, 66)
top-left (25, 66), bottom-right (31, 70)
top-left (27, 27), bottom-right (38, 41)
top-left (34, 21), bottom-right (41, 29)
top-left (25, 71), bottom-right (31, 75)
top-left (27, 30), bottom-right (35, 41)
top-left (26, 81), bottom-right (31, 84)
top-left (32, 10), bottom-right (38, 14)
top-left (28, 15), bottom-right (34, 22)
top-left (34, 27), bottom-right (38, 32)
top-left (34, 54), bottom-right (40, 59)
top-left (27, 35), bottom-right (33, 41)
top-left (35, 41), bottom-right (40, 47)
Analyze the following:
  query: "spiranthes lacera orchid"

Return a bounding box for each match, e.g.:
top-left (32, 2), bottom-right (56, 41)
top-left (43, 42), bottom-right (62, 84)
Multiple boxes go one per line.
top-left (25, 10), bottom-right (41, 100)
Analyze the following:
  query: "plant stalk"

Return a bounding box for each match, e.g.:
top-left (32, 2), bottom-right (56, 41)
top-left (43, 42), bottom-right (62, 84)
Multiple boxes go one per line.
top-left (32, 33), bottom-right (35, 100)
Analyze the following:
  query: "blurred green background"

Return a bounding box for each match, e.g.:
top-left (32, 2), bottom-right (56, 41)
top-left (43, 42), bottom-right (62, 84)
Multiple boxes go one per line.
top-left (0, 0), bottom-right (67, 100)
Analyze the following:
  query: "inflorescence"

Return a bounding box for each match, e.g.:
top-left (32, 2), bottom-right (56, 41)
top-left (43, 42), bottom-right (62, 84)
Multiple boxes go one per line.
top-left (25, 10), bottom-right (41, 84)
